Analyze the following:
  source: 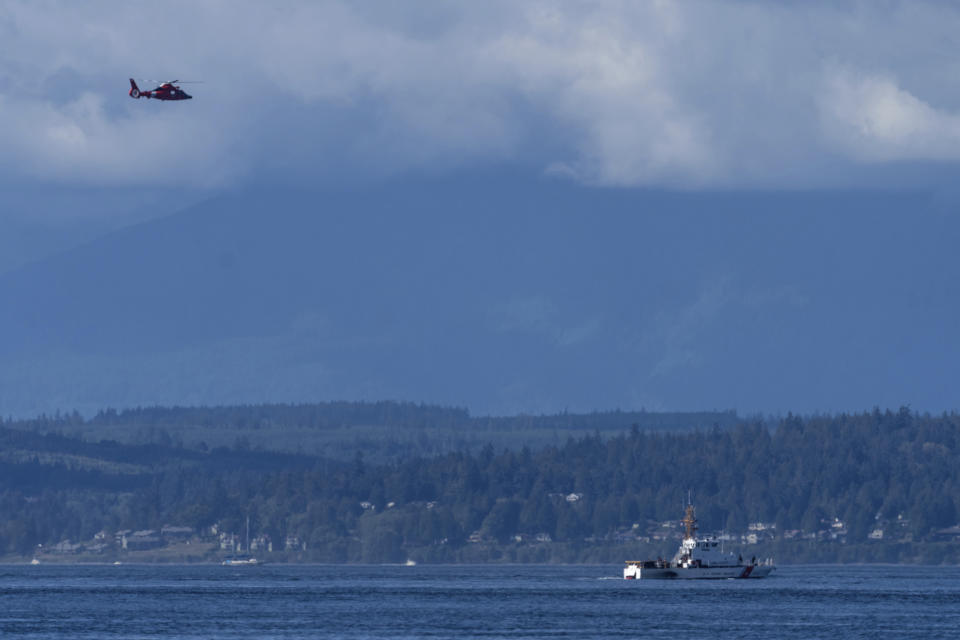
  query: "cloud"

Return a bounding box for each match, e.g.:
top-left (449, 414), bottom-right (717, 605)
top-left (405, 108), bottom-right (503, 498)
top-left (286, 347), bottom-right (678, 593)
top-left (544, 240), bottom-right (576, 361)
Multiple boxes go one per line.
top-left (0, 91), bottom-right (239, 187)
top-left (486, 3), bottom-right (718, 186)
top-left (818, 66), bottom-right (960, 162)
top-left (4, 1), bottom-right (960, 192)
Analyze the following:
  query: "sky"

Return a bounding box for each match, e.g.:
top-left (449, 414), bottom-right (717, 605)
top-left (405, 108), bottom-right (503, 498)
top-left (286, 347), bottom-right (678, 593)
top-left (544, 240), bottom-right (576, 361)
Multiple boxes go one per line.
top-left (3, 1), bottom-right (960, 417)
top-left (4, 0), bottom-right (960, 199)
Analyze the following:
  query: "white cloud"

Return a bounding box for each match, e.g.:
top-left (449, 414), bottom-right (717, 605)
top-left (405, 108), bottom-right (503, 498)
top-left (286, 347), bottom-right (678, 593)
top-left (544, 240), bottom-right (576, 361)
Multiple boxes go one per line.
top-left (818, 66), bottom-right (960, 162)
top-left (0, 92), bottom-right (238, 187)
top-left (4, 1), bottom-right (960, 192)
top-left (487, 3), bottom-right (717, 186)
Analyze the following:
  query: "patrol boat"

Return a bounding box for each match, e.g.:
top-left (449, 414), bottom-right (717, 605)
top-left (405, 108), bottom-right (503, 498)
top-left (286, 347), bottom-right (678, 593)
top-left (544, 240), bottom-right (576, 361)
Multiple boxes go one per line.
top-left (624, 504), bottom-right (775, 579)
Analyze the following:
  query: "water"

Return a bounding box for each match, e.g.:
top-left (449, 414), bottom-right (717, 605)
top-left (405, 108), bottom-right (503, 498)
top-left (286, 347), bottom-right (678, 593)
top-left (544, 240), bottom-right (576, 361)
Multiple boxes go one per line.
top-left (1, 564), bottom-right (959, 639)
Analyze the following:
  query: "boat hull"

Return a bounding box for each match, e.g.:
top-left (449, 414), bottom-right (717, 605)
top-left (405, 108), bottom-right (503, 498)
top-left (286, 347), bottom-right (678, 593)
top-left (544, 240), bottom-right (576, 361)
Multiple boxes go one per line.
top-left (624, 564), bottom-right (774, 579)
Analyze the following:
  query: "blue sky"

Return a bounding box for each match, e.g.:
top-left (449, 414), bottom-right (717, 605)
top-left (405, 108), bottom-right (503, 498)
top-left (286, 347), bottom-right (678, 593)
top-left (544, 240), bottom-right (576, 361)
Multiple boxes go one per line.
top-left (2, 2), bottom-right (960, 417)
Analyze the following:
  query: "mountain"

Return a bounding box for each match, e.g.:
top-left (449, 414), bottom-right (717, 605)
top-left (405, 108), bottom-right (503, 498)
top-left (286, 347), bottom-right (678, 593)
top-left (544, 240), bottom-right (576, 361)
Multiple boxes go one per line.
top-left (1, 175), bottom-right (957, 416)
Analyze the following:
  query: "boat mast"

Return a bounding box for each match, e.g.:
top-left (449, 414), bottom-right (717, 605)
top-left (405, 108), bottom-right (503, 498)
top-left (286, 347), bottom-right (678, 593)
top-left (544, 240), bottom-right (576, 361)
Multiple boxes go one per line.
top-left (682, 503), bottom-right (698, 540)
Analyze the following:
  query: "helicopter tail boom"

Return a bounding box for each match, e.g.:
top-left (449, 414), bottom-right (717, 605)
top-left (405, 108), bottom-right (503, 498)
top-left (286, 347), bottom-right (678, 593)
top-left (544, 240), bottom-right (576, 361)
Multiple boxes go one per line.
top-left (128, 78), bottom-right (142, 99)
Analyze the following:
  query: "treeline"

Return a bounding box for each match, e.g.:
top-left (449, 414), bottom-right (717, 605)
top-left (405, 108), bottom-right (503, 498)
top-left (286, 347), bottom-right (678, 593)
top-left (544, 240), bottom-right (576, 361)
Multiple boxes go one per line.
top-left (2, 402), bottom-right (738, 462)
top-left (1, 407), bottom-right (959, 563)
top-left (4, 402), bottom-right (733, 433)
top-left (86, 402), bottom-right (472, 431)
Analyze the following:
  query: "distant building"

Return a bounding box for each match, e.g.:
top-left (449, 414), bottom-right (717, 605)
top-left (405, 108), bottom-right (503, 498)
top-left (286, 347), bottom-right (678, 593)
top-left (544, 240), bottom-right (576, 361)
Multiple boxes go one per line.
top-left (933, 525), bottom-right (960, 541)
top-left (52, 540), bottom-right (83, 554)
top-left (284, 535), bottom-right (305, 551)
top-left (161, 525), bottom-right (194, 539)
top-left (124, 532), bottom-right (163, 551)
top-left (219, 533), bottom-right (239, 551)
top-left (250, 534), bottom-right (272, 552)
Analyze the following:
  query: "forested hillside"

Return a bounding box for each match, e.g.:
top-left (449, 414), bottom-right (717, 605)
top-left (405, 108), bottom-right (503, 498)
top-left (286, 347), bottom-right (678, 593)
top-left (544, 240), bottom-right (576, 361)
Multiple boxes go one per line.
top-left (4, 403), bottom-right (737, 462)
top-left (1, 407), bottom-right (958, 564)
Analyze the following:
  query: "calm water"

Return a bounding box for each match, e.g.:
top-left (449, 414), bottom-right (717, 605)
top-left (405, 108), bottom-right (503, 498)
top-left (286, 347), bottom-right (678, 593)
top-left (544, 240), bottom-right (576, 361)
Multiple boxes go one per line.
top-left (1, 564), bottom-right (959, 639)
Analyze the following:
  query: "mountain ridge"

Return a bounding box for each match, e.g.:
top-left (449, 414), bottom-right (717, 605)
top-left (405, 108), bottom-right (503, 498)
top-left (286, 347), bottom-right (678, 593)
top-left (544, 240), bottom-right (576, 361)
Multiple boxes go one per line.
top-left (1, 178), bottom-right (957, 416)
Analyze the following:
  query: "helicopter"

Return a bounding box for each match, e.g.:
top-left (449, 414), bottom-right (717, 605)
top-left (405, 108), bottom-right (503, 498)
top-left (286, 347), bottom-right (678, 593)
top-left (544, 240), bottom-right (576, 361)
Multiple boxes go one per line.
top-left (128, 78), bottom-right (199, 101)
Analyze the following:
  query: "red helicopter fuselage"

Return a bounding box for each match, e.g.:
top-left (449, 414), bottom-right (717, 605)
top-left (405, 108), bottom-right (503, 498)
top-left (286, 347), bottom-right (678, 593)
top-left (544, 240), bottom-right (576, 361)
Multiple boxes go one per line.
top-left (129, 79), bottom-right (192, 101)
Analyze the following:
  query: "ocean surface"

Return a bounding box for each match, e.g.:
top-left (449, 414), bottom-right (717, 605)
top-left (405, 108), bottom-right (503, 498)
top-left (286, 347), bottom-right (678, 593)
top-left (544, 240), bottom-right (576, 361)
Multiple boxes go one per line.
top-left (1, 564), bottom-right (958, 639)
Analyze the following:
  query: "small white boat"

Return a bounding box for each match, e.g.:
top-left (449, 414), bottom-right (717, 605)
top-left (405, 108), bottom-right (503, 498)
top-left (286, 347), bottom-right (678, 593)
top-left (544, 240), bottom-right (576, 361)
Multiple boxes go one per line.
top-left (624, 503), bottom-right (775, 580)
top-left (222, 517), bottom-right (259, 565)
